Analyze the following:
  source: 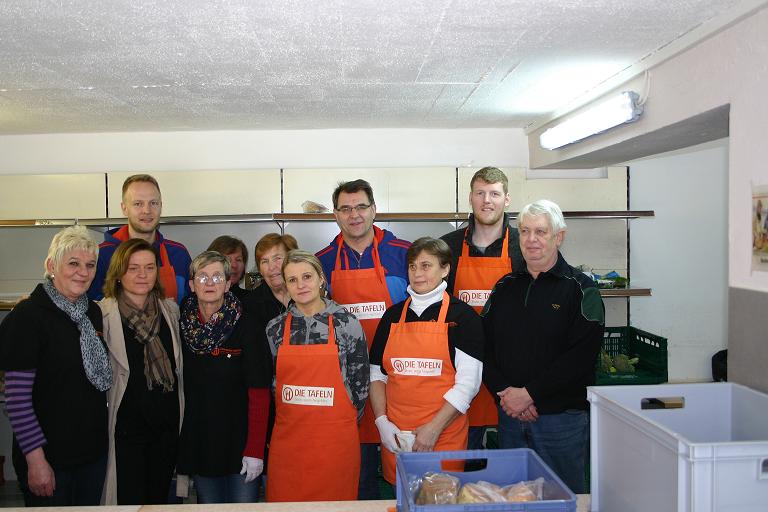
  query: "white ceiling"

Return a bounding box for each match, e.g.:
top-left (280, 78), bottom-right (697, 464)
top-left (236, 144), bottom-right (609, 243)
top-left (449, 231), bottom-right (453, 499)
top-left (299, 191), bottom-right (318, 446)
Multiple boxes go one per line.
top-left (0, 0), bottom-right (754, 135)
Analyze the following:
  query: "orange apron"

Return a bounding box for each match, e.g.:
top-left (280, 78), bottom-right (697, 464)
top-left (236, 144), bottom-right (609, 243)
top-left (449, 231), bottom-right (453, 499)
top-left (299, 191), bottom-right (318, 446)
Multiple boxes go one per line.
top-left (381, 293), bottom-right (468, 484)
top-left (267, 313), bottom-right (360, 502)
top-left (330, 233), bottom-right (391, 443)
top-left (454, 228), bottom-right (512, 427)
top-left (158, 243), bottom-right (179, 302)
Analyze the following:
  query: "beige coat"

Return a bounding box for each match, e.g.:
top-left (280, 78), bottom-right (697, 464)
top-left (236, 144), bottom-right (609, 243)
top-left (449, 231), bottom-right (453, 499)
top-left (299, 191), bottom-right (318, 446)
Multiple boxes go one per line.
top-left (98, 297), bottom-right (185, 505)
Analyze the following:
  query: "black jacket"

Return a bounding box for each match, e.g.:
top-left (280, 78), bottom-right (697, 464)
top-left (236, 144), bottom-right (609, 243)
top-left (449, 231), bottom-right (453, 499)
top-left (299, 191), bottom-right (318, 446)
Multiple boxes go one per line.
top-left (482, 253), bottom-right (604, 413)
top-left (0, 284), bottom-right (108, 469)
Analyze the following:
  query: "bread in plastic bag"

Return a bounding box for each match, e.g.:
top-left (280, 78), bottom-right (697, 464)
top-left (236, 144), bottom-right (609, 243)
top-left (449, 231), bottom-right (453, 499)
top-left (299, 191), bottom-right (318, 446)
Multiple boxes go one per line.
top-left (501, 477), bottom-right (544, 502)
top-left (416, 472), bottom-right (461, 505)
top-left (457, 481), bottom-right (507, 503)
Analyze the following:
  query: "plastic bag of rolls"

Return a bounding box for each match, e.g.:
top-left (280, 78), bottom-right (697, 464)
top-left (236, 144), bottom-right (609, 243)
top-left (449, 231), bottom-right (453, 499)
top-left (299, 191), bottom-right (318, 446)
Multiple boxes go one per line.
top-left (414, 472), bottom-right (544, 505)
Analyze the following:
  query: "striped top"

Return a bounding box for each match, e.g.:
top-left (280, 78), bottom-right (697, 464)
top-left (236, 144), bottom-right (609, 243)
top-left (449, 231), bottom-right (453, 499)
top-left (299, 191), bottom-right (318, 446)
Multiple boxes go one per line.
top-left (5, 370), bottom-right (47, 454)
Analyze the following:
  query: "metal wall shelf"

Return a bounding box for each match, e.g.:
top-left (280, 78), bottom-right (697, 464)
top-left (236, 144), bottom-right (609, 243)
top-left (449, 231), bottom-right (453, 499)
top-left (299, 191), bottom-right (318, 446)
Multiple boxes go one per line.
top-left (0, 210), bottom-right (654, 228)
top-left (599, 288), bottom-right (652, 297)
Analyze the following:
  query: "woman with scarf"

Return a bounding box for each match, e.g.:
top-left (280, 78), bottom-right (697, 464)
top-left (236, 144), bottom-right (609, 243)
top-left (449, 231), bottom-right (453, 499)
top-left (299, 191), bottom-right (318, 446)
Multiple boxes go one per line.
top-left (0, 225), bottom-right (111, 507)
top-left (177, 251), bottom-right (272, 503)
top-left (99, 238), bottom-right (183, 505)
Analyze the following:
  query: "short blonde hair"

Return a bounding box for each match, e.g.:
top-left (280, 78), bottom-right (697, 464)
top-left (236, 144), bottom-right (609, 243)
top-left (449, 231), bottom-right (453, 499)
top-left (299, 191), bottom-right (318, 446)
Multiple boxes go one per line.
top-left (282, 250), bottom-right (326, 290)
top-left (122, 174), bottom-right (161, 199)
top-left (44, 225), bottom-right (98, 280)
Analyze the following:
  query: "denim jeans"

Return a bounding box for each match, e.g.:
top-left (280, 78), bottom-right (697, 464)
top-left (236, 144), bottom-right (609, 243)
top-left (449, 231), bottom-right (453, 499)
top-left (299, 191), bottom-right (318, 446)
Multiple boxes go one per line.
top-left (467, 426), bottom-right (487, 450)
top-left (358, 443), bottom-right (380, 500)
top-left (497, 405), bottom-right (589, 494)
top-left (192, 473), bottom-right (261, 503)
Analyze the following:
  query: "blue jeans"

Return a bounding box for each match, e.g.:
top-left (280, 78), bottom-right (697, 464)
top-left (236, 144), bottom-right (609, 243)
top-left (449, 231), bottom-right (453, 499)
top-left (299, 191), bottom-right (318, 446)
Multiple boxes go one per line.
top-left (358, 443), bottom-right (380, 500)
top-left (467, 426), bottom-right (487, 450)
top-left (497, 406), bottom-right (589, 494)
top-left (193, 473), bottom-right (261, 503)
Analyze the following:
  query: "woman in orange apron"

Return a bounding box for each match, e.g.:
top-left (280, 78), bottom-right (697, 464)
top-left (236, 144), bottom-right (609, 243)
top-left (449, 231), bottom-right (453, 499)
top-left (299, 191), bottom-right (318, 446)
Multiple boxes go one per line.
top-left (368, 238), bottom-right (484, 485)
top-left (264, 250), bottom-right (369, 502)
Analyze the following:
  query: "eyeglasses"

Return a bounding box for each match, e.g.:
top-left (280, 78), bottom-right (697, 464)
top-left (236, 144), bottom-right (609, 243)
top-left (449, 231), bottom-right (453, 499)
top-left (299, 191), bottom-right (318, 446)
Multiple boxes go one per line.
top-left (335, 204), bottom-right (372, 215)
top-left (194, 273), bottom-right (227, 285)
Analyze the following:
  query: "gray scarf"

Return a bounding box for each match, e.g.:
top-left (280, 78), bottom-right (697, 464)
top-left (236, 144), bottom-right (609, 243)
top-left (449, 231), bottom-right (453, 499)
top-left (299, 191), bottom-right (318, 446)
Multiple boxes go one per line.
top-left (43, 279), bottom-right (112, 392)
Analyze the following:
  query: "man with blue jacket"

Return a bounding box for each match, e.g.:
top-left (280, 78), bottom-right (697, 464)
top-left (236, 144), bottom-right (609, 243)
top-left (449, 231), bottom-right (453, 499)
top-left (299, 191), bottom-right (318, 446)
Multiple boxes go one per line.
top-left (87, 174), bottom-right (191, 303)
top-left (316, 179), bottom-right (410, 499)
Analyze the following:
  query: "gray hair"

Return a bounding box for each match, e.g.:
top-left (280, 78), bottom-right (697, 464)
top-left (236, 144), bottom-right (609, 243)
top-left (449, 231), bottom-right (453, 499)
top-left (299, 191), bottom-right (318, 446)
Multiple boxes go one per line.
top-left (190, 250), bottom-right (231, 280)
top-left (44, 225), bottom-right (98, 279)
top-left (518, 199), bottom-right (567, 234)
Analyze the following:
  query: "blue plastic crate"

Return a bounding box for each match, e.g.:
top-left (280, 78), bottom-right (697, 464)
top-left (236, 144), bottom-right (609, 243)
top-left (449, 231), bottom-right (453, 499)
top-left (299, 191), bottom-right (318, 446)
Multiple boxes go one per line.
top-left (395, 449), bottom-right (576, 512)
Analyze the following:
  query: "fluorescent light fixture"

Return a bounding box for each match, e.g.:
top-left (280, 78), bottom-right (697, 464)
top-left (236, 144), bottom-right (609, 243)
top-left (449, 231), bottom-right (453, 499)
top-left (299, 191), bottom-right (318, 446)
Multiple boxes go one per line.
top-left (539, 91), bottom-right (643, 150)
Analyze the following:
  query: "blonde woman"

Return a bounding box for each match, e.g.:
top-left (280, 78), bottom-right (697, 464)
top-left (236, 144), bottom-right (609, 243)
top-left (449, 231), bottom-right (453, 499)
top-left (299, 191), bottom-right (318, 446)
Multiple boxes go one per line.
top-left (0, 225), bottom-right (111, 506)
top-left (265, 250), bottom-right (368, 502)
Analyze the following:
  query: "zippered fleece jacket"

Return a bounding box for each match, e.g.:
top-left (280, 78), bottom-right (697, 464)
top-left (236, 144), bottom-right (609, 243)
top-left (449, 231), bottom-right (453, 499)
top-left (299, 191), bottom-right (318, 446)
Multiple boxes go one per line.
top-left (482, 252), bottom-right (605, 413)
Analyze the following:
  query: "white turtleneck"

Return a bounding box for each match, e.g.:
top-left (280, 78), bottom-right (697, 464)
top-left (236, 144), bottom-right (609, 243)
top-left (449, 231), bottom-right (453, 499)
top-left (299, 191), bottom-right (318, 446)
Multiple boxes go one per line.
top-left (369, 280), bottom-right (482, 414)
top-left (406, 280), bottom-right (448, 316)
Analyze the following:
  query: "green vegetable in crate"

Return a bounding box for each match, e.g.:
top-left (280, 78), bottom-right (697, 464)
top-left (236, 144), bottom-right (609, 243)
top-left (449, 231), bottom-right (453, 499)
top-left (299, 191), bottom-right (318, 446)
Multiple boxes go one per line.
top-left (598, 351), bottom-right (613, 374)
top-left (612, 354), bottom-right (639, 373)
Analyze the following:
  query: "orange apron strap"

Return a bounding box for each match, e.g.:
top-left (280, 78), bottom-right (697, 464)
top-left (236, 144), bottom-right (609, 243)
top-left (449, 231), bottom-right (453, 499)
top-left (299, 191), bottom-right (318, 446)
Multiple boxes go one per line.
top-left (397, 297), bottom-right (412, 322)
top-left (334, 232), bottom-right (388, 289)
top-left (500, 226), bottom-right (509, 256)
top-left (283, 313), bottom-right (336, 345)
top-left (461, 227), bottom-right (509, 257)
top-left (158, 243), bottom-right (179, 302)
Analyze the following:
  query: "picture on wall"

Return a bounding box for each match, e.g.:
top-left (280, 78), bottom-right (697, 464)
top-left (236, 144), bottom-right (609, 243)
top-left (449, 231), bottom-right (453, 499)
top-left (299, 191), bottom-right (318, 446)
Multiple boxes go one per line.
top-left (752, 184), bottom-right (768, 272)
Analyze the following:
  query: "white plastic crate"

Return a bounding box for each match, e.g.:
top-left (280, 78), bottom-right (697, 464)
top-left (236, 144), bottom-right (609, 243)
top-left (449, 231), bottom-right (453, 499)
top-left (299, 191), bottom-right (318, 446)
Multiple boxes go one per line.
top-left (588, 383), bottom-right (768, 512)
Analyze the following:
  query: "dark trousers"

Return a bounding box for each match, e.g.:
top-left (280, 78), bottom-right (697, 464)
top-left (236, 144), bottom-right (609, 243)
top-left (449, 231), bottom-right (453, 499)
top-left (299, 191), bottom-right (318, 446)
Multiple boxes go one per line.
top-left (497, 406), bottom-right (589, 494)
top-left (17, 454), bottom-right (107, 507)
top-left (115, 428), bottom-right (178, 505)
top-left (357, 443), bottom-right (380, 500)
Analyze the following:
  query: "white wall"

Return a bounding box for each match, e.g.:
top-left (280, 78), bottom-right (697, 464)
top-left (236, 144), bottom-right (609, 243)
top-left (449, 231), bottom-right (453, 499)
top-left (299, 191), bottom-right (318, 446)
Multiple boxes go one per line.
top-left (528, 6), bottom-right (768, 293)
top-left (526, 6), bottom-right (768, 391)
top-left (628, 139), bottom-right (729, 381)
top-left (0, 128), bottom-right (529, 299)
top-left (0, 128), bottom-right (528, 174)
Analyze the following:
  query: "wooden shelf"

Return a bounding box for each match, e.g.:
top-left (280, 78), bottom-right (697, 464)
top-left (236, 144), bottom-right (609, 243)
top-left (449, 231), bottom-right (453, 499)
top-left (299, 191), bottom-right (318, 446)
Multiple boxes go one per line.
top-left (599, 288), bottom-right (651, 297)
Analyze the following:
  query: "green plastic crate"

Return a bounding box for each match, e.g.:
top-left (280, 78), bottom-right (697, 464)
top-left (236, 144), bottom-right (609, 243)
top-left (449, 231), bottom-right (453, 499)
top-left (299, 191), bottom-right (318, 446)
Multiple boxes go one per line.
top-left (596, 326), bottom-right (668, 385)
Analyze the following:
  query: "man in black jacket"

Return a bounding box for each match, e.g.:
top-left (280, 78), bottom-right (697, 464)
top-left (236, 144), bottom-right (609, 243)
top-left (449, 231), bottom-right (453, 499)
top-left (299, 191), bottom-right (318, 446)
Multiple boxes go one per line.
top-left (483, 199), bottom-right (604, 494)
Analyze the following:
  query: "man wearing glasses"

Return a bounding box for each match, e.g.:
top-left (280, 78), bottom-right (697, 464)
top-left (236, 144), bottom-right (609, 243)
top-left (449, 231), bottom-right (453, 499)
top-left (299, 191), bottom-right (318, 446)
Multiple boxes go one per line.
top-left (316, 179), bottom-right (410, 500)
top-left (88, 174), bottom-right (192, 304)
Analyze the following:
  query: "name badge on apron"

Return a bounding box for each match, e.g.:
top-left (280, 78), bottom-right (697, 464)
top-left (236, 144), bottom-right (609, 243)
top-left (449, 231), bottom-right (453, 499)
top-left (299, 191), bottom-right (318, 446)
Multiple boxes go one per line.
top-left (281, 384), bottom-right (335, 407)
top-left (457, 289), bottom-right (492, 308)
top-left (341, 301), bottom-right (387, 320)
top-left (390, 357), bottom-right (443, 377)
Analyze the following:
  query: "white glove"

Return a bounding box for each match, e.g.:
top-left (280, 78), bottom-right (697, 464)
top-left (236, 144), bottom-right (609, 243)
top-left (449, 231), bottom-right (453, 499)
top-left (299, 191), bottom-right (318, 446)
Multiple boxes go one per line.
top-left (240, 456), bottom-right (264, 483)
top-left (375, 414), bottom-right (401, 454)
